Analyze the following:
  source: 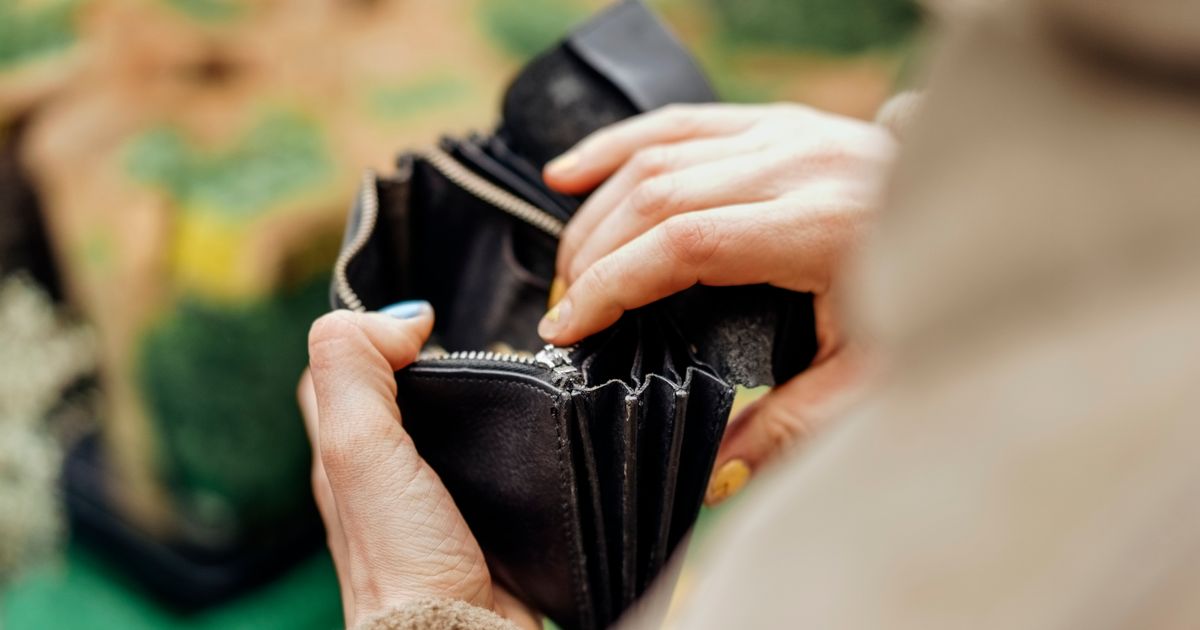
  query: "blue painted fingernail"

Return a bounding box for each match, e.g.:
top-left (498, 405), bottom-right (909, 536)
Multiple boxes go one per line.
top-left (380, 300), bottom-right (431, 319)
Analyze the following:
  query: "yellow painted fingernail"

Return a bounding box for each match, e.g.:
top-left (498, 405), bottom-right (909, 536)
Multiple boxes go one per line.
top-left (546, 151), bottom-right (579, 176)
top-left (548, 276), bottom-right (567, 308)
top-left (538, 299), bottom-right (570, 341)
top-left (705, 459), bottom-right (750, 506)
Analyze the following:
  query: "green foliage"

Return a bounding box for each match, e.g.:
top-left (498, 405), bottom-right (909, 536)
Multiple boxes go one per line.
top-left (708, 0), bottom-right (920, 54)
top-left (693, 51), bottom-right (777, 104)
top-left (478, 0), bottom-right (589, 60)
top-left (162, 0), bottom-right (243, 23)
top-left (369, 76), bottom-right (473, 120)
top-left (126, 111), bottom-right (332, 220)
top-left (0, 0), bottom-right (80, 69)
top-left (137, 276), bottom-right (328, 533)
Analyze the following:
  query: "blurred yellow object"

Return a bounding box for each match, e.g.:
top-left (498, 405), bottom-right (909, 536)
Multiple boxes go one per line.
top-left (170, 212), bottom-right (250, 299)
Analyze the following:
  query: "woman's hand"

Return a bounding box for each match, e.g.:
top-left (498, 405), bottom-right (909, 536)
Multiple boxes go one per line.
top-left (539, 103), bottom-right (894, 502)
top-left (298, 304), bottom-right (538, 629)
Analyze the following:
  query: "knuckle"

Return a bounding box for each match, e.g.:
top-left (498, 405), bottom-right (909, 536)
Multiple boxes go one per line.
top-left (581, 257), bottom-right (619, 303)
top-left (567, 257), bottom-right (590, 285)
top-left (758, 403), bottom-right (814, 454)
top-left (310, 467), bottom-right (334, 511)
top-left (629, 147), bottom-right (674, 177)
top-left (786, 142), bottom-right (850, 171)
top-left (659, 103), bottom-right (700, 133)
top-left (813, 145), bottom-right (857, 172)
top-left (308, 311), bottom-right (365, 370)
top-left (658, 215), bottom-right (721, 268)
top-left (318, 424), bottom-right (372, 476)
top-left (558, 229), bottom-right (584, 271)
top-left (310, 465), bottom-right (325, 493)
top-left (558, 223), bottom-right (580, 253)
top-left (628, 176), bottom-right (677, 218)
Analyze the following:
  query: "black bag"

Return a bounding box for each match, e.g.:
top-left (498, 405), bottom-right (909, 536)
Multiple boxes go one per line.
top-left (329, 2), bottom-right (817, 627)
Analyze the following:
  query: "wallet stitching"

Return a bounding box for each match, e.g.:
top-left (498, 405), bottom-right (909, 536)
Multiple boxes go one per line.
top-left (400, 372), bottom-right (590, 626)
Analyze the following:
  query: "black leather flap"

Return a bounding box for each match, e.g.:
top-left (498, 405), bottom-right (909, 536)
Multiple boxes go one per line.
top-left (567, 1), bottom-right (716, 111)
top-left (396, 367), bottom-right (594, 629)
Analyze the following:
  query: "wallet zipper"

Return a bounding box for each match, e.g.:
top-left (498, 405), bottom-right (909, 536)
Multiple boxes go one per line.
top-left (334, 148), bottom-right (565, 312)
top-left (419, 344), bottom-right (583, 387)
top-left (421, 146), bottom-right (565, 238)
top-left (334, 170), bottom-right (381, 312)
top-left (333, 150), bottom-right (578, 383)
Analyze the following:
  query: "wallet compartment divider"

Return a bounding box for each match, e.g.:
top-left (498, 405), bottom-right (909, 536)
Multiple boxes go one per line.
top-left (667, 369), bottom-right (734, 553)
top-left (634, 375), bottom-right (687, 592)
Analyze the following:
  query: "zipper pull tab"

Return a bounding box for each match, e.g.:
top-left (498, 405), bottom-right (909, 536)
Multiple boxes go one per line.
top-left (535, 344), bottom-right (583, 387)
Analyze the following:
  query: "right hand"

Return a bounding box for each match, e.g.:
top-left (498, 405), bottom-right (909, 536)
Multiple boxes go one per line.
top-left (538, 103), bottom-right (894, 502)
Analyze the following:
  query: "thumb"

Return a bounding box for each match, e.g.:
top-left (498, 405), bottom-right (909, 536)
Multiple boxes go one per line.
top-left (307, 304), bottom-right (435, 490)
top-left (705, 348), bottom-right (865, 506)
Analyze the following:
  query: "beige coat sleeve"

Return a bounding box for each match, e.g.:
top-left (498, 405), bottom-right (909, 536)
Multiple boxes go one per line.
top-left (647, 1), bottom-right (1200, 629)
top-left (353, 598), bottom-right (520, 630)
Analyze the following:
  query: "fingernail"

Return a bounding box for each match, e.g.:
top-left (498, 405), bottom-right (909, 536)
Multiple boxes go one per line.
top-left (548, 276), bottom-right (567, 308)
top-left (545, 151), bottom-right (579, 177)
top-left (537, 298), bottom-right (571, 341)
top-left (705, 459), bottom-right (750, 506)
top-left (380, 300), bottom-right (431, 319)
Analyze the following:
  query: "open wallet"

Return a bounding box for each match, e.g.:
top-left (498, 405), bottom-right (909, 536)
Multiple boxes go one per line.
top-left (328, 2), bottom-right (818, 628)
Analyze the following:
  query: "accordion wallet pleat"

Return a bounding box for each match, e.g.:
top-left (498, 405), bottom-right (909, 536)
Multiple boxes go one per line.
top-left (396, 367), bottom-right (595, 628)
top-left (326, 2), bottom-right (817, 628)
top-left (579, 381), bottom-right (637, 618)
top-left (635, 376), bottom-right (688, 591)
top-left (567, 389), bottom-right (614, 627)
top-left (670, 370), bottom-right (735, 551)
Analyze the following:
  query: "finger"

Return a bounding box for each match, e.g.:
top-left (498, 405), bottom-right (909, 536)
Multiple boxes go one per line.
top-left (297, 369), bottom-right (319, 448)
top-left (313, 455), bottom-right (357, 626)
top-left (555, 134), bottom-right (762, 278)
top-left (308, 306), bottom-right (498, 619)
top-left (564, 151), bottom-right (779, 284)
top-left (297, 369), bottom-right (356, 624)
top-left (539, 201), bottom-right (848, 345)
top-left (543, 104), bottom-right (762, 194)
top-left (307, 307), bottom-right (433, 486)
top-left (705, 347), bottom-right (865, 506)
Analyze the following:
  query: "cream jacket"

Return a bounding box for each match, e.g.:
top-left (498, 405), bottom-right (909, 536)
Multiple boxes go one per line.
top-left (360, 0), bottom-right (1200, 627)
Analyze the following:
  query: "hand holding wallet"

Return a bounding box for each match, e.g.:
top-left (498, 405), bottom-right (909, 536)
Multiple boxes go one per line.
top-left (329, 3), bottom-right (817, 627)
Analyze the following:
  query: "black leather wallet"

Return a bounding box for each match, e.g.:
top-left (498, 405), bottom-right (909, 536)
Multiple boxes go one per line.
top-left (329, 2), bottom-right (817, 628)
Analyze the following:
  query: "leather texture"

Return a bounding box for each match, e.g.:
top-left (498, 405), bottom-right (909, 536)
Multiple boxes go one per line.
top-left (567, 0), bottom-right (716, 111)
top-left (396, 366), bottom-right (590, 625)
top-left (330, 3), bottom-right (817, 628)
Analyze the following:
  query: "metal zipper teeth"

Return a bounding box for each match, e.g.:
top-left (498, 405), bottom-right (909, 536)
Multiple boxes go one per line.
top-left (418, 345), bottom-right (583, 387)
top-left (333, 170), bottom-right (379, 313)
top-left (332, 146), bottom-right (565, 314)
top-left (419, 349), bottom-right (538, 365)
top-left (419, 146), bottom-right (565, 238)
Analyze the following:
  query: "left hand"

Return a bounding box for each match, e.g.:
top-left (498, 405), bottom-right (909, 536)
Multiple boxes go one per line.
top-left (298, 307), bottom-right (538, 628)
